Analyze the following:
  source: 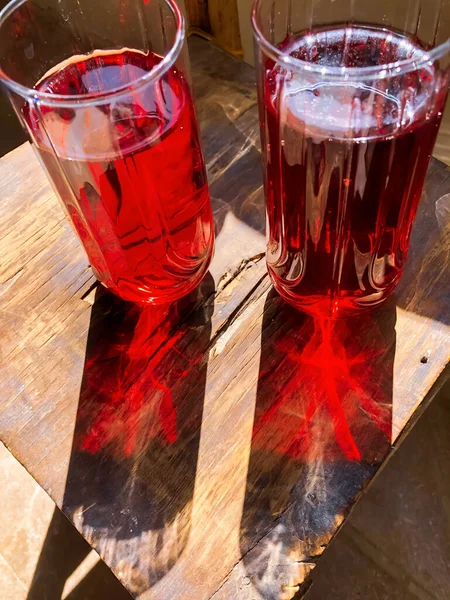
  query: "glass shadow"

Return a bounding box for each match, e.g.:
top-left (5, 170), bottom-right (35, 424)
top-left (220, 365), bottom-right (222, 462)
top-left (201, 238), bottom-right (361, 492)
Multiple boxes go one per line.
top-left (27, 273), bottom-right (215, 598)
top-left (240, 291), bottom-right (396, 599)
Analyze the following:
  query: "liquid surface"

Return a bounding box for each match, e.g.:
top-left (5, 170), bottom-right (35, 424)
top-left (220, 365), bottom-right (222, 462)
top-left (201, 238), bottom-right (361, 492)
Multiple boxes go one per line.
top-left (26, 49), bottom-right (213, 303)
top-left (262, 25), bottom-right (447, 316)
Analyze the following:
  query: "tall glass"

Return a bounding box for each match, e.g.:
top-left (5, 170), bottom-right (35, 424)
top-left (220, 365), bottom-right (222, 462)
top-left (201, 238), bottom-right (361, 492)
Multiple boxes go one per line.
top-left (0, 0), bottom-right (214, 304)
top-left (252, 0), bottom-right (450, 317)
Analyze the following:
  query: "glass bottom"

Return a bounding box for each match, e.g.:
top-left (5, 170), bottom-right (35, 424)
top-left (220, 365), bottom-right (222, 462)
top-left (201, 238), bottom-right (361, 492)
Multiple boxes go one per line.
top-left (269, 268), bottom-right (400, 319)
top-left (96, 246), bottom-right (214, 305)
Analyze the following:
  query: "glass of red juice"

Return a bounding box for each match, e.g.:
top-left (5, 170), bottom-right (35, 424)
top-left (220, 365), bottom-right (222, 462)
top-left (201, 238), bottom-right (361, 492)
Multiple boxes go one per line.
top-left (252, 0), bottom-right (450, 317)
top-left (0, 0), bottom-right (214, 304)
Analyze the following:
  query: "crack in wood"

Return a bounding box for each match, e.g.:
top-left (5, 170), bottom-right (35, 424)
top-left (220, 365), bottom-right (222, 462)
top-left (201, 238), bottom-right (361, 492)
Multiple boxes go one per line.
top-left (0, 267), bottom-right (24, 289)
top-left (207, 479), bottom-right (320, 600)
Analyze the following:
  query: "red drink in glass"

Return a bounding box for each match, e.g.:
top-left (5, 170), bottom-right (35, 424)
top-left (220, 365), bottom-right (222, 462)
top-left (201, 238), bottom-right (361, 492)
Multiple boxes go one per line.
top-left (25, 50), bottom-right (213, 304)
top-left (253, 9), bottom-right (450, 317)
top-left (0, 0), bottom-right (213, 304)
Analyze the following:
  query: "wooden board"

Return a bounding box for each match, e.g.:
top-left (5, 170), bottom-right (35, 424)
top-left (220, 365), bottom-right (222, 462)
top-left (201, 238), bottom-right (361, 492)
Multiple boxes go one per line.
top-left (185, 0), bottom-right (243, 56)
top-left (1, 36), bottom-right (450, 600)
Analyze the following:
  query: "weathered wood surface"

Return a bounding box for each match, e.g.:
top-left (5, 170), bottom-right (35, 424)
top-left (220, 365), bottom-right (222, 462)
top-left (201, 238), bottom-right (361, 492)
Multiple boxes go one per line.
top-left (1, 36), bottom-right (450, 600)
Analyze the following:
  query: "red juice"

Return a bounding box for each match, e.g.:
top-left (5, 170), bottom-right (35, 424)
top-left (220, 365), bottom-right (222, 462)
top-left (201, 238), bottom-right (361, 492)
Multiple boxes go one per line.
top-left (25, 49), bottom-right (213, 304)
top-left (262, 26), bottom-right (448, 317)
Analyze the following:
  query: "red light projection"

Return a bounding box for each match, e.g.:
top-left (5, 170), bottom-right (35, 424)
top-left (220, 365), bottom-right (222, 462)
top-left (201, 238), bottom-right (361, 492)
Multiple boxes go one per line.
top-left (74, 281), bottom-right (212, 459)
top-left (251, 293), bottom-right (394, 465)
top-left (253, 314), bottom-right (393, 463)
top-left (240, 291), bottom-right (396, 598)
top-left (62, 277), bottom-right (213, 588)
top-left (80, 303), bottom-right (182, 456)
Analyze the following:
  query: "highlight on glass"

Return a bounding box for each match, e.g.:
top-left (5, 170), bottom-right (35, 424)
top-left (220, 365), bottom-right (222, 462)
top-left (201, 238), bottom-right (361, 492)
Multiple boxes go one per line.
top-left (252, 0), bottom-right (450, 317)
top-left (0, 0), bottom-right (214, 304)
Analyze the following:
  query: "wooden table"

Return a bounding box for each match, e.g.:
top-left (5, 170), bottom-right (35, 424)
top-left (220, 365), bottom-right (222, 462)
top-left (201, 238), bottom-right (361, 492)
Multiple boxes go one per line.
top-left (1, 36), bottom-right (450, 600)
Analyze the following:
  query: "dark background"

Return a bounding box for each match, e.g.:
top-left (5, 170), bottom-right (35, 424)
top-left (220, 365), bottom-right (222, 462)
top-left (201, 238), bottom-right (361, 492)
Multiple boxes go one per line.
top-left (0, 86), bottom-right (26, 157)
top-left (0, 0), bottom-right (27, 157)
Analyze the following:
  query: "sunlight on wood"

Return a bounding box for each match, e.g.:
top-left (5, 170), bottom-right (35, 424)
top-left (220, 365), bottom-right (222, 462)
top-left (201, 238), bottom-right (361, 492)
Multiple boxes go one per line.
top-left (393, 307), bottom-right (450, 443)
top-left (61, 550), bottom-right (101, 599)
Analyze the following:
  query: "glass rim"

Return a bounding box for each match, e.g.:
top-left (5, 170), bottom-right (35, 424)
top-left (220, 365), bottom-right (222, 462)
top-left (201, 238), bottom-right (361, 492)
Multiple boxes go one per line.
top-left (251, 0), bottom-right (450, 80)
top-left (0, 0), bottom-right (185, 107)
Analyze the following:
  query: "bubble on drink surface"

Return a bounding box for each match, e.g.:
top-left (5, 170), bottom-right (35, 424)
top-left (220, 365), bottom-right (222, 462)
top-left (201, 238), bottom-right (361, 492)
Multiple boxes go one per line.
top-left (275, 26), bottom-right (434, 142)
top-left (28, 48), bottom-right (181, 160)
top-left (281, 81), bottom-right (401, 141)
top-left (287, 26), bottom-right (427, 68)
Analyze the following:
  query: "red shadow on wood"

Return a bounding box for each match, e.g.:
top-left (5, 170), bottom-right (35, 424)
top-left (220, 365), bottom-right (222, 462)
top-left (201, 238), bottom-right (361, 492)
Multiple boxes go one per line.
top-left (240, 290), bottom-right (396, 600)
top-left (27, 273), bottom-right (215, 599)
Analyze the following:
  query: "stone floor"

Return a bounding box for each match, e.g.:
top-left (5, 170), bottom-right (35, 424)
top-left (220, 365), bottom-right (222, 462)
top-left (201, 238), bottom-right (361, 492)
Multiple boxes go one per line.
top-left (1, 382), bottom-right (449, 600)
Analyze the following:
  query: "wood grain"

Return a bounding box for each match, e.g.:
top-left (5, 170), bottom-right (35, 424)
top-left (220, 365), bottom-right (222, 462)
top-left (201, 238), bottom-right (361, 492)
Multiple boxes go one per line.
top-left (1, 37), bottom-right (450, 600)
top-left (186, 0), bottom-right (242, 55)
